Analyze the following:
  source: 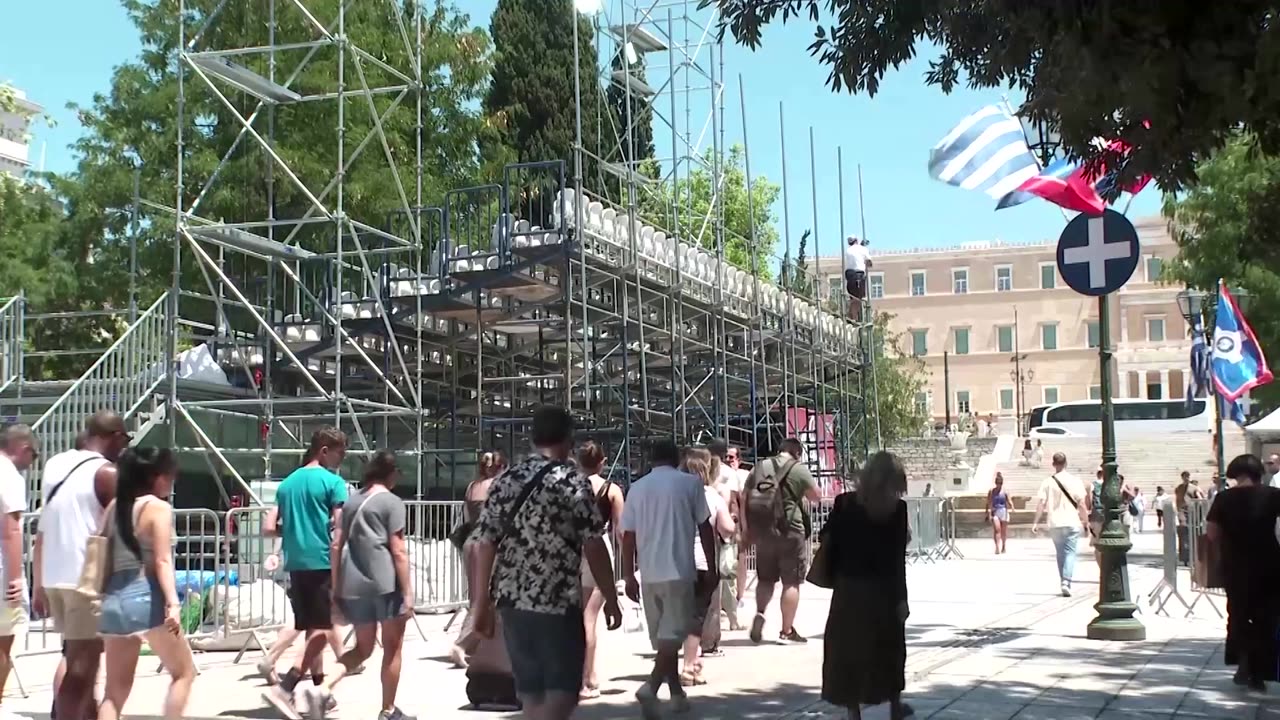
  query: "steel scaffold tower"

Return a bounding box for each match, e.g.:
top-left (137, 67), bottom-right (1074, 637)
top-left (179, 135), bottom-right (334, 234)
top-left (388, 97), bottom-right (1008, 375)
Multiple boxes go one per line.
top-left (5, 0), bottom-right (876, 503)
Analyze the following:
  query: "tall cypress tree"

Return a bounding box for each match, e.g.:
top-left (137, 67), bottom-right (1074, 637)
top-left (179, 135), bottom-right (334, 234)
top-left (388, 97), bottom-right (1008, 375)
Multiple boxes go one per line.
top-left (606, 49), bottom-right (655, 168)
top-left (484, 0), bottom-right (601, 197)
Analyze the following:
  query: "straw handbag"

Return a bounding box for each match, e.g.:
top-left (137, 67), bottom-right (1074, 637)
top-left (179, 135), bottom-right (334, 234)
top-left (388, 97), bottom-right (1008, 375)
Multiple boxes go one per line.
top-left (75, 501), bottom-right (114, 599)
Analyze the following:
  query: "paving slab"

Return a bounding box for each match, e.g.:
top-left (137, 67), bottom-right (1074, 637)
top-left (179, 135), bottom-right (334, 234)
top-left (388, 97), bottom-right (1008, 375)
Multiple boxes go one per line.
top-left (3, 530), bottom-right (1272, 720)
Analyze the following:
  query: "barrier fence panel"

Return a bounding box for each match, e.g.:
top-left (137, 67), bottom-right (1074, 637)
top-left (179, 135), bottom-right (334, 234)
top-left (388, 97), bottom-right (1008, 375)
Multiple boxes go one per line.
top-left (402, 500), bottom-right (468, 614)
top-left (1184, 498), bottom-right (1225, 617)
top-left (217, 506), bottom-right (296, 661)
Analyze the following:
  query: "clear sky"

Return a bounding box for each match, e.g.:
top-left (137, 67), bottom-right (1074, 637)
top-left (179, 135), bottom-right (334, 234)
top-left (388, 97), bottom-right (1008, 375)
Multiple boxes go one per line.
top-left (1, 0), bottom-right (1160, 257)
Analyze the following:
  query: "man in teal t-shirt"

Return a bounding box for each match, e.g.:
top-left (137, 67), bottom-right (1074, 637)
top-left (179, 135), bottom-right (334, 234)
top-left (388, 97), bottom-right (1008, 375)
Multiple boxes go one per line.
top-left (264, 428), bottom-right (350, 715)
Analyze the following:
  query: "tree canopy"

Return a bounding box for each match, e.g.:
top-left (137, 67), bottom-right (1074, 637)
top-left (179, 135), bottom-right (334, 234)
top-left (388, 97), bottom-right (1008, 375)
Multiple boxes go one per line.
top-left (708, 1), bottom-right (1280, 191)
top-left (1163, 134), bottom-right (1280, 412)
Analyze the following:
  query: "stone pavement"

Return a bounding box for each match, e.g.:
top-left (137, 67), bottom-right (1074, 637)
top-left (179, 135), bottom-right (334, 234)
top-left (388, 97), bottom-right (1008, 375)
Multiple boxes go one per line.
top-left (3, 528), bottom-right (1271, 720)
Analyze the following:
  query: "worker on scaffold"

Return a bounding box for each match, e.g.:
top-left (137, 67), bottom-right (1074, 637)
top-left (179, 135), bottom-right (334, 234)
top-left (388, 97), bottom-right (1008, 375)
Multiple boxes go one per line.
top-left (842, 236), bottom-right (872, 323)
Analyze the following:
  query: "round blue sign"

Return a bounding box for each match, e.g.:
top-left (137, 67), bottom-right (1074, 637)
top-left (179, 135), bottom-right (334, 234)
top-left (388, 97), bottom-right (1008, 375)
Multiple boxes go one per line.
top-left (1054, 209), bottom-right (1140, 297)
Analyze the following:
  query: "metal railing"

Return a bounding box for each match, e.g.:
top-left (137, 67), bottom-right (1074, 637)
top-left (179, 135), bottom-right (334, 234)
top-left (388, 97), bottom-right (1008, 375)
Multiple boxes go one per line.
top-left (0, 295), bottom-right (23, 395)
top-left (29, 293), bottom-right (170, 493)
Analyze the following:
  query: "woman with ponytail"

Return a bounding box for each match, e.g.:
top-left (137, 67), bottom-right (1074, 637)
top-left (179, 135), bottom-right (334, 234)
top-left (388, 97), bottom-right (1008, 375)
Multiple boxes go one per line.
top-left (450, 450), bottom-right (507, 668)
top-left (577, 440), bottom-right (623, 700)
top-left (97, 447), bottom-right (195, 720)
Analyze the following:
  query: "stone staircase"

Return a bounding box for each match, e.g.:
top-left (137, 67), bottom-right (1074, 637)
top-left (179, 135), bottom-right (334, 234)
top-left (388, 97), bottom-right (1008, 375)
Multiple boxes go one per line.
top-left (951, 429), bottom-right (1245, 538)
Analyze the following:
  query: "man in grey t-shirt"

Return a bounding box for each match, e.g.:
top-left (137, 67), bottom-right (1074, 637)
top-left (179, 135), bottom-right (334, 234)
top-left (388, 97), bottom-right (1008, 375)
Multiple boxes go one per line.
top-left (308, 452), bottom-right (416, 720)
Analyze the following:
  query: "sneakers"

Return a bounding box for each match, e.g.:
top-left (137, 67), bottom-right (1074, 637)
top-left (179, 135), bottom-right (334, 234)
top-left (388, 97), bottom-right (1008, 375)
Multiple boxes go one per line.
top-left (379, 708), bottom-right (416, 720)
top-left (749, 613), bottom-right (765, 644)
top-left (1060, 582), bottom-right (1072, 597)
top-left (262, 686), bottom-right (302, 720)
top-left (258, 658), bottom-right (281, 686)
top-left (302, 687), bottom-right (332, 720)
top-left (636, 684), bottom-right (662, 720)
top-left (779, 628), bottom-right (807, 644)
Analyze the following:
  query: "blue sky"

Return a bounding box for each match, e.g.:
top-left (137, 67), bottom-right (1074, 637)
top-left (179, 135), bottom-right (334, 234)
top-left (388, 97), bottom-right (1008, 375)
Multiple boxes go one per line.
top-left (2, 0), bottom-right (1160, 256)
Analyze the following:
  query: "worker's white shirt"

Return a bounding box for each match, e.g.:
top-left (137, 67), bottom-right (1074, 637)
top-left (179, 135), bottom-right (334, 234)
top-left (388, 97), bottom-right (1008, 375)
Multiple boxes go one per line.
top-left (843, 243), bottom-right (871, 273)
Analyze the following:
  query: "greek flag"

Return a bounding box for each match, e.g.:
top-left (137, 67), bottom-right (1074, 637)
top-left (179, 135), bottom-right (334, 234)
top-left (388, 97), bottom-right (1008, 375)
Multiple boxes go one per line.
top-left (1211, 283), bottom-right (1273, 402)
top-left (928, 105), bottom-right (1041, 200)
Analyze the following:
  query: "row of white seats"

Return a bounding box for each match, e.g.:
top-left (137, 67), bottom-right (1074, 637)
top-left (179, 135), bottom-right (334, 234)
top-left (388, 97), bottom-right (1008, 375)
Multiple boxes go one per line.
top-left (553, 189), bottom-right (855, 340)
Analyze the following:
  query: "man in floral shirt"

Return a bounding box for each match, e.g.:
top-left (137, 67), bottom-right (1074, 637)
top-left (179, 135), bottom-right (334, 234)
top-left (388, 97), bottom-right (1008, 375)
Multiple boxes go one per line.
top-left (470, 405), bottom-right (622, 719)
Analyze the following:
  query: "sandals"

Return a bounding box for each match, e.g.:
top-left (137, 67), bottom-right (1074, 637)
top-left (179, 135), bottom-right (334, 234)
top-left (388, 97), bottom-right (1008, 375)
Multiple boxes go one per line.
top-left (679, 669), bottom-right (707, 687)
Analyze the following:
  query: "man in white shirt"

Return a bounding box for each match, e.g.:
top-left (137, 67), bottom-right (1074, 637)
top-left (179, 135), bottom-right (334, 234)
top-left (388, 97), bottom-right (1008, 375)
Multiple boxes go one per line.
top-left (707, 440), bottom-right (748, 630)
top-left (1265, 453), bottom-right (1280, 487)
top-left (0, 425), bottom-right (37, 720)
top-left (842, 236), bottom-right (873, 321)
top-left (1030, 452), bottom-right (1091, 597)
top-left (34, 411), bottom-right (129, 720)
top-left (621, 440), bottom-right (715, 720)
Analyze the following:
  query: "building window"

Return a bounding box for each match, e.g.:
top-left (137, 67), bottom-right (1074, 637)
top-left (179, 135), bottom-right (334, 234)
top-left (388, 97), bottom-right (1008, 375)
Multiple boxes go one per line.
top-left (952, 268), bottom-right (969, 294)
top-left (911, 329), bottom-right (928, 357)
top-left (1089, 385), bottom-right (1102, 400)
top-left (1145, 255), bottom-right (1163, 283)
top-left (1043, 386), bottom-right (1060, 405)
top-left (997, 325), bottom-right (1014, 353)
top-left (1041, 323), bottom-right (1058, 350)
top-left (827, 276), bottom-right (842, 300)
top-left (995, 265), bottom-right (1013, 292)
top-left (1040, 263), bottom-right (1056, 290)
top-left (910, 270), bottom-right (926, 297)
top-left (914, 391), bottom-right (930, 416)
top-left (1146, 316), bottom-right (1166, 342)
top-left (999, 387), bottom-right (1015, 413)
top-left (1147, 381), bottom-right (1163, 400)
top-left (954, 328), bottom-right (970, 355)
top-left (1087, 320), bottom-right (1100, 349)
top-left (869, 273), bottom-right (884, 299)
top-left (956, 390), bottom-right (972, 415)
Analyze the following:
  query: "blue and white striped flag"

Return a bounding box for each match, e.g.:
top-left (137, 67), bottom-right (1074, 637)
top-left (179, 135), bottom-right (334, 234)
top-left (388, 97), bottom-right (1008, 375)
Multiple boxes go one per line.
top-left (928, 105), bottom-right (1041, 201)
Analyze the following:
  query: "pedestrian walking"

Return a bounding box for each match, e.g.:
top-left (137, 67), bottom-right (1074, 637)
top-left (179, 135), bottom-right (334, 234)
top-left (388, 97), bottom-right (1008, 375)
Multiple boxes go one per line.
top-left (263, 428), bottom-right (350, 718)
top-left (306, 450), bottom-right (414, 720)
top-left (451, 450), bottom-right (507, 669)
top-left (820, 451), bottom-right (914, 720)
top-left (468, 405), bottom-right (621, 720)
top-left (1206, 454), bottom-right (1280, 691)
top-left (620, 439), bottom-right (716, 719)
top-left (97, 448), bottom-right (195, 720)
top-left (986, 472), bottom-right (1010, 554)
top-left (710, 441), bottom-right (748, 631)
top-left (1154, 486), bottom-right (1167, 529)
top-left (577, 441), bottom-right (623, 700)
top-left (0, 425), bottom-right (37, 720)
top-left (1030, 452), bottom-right (1090, 597)
top-left (34, 411), bottom-right (131, 720)
top-left (1174, 471), bottom-right (1204, 565)
top-left (1132, 488), bottom-right (1146, 533)
top-left (680, 447), bottom-right (735, 686)
top-left (742, 437), bottom-right (819, 644)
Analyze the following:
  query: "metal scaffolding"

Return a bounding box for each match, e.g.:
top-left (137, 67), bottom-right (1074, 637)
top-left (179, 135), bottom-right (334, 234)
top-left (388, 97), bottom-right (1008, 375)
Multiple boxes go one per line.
top-left (3, 0), bottom-right (877, 504)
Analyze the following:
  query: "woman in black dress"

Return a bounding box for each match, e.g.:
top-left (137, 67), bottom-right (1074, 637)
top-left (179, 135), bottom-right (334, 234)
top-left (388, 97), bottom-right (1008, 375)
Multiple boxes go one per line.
top-left (1206, 453), bottom-right (1280, 691)
top-left (820, 451), bottom-right (913, 720)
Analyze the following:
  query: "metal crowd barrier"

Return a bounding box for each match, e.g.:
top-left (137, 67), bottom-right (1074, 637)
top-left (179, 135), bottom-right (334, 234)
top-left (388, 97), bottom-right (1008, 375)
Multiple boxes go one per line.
top-left (1147, 497), bottom-right (1223, 617)
top-left (401, 500), bottom-right (468, 614)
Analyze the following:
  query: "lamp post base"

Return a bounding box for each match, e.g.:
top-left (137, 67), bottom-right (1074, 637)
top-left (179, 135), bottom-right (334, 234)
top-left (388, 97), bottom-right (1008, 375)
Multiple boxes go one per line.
top-left (1086, 518), bottom-right (1146, 641)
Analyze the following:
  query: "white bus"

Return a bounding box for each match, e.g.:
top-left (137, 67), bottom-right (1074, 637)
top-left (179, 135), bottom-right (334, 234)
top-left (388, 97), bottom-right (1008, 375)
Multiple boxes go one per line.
top-left (1027, 398), bottom-right (1211, 438)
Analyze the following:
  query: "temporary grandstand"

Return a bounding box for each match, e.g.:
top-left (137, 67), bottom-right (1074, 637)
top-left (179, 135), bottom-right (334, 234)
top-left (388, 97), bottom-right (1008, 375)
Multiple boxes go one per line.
top-left (0, 0), bottom-right (878, 507)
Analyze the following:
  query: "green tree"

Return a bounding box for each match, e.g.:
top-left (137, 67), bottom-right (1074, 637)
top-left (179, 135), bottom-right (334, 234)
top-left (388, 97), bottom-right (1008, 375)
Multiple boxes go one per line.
top-left (1163, 134), bottom-right (1280, 413)
top-left (867, 313), bottom-right (929, 444)
top-left (709, 1), bottom-right (1280, 190)
top-left (640, 144), bottom-right (780, 277)
top-left (43, 0), bottom-right (491, 340)
top-left (778, 229), bottom-right (813, 299)
top-left (606, 49), bottom-right (655, 167)
top-left (485, 0), bottom-right (603, 194)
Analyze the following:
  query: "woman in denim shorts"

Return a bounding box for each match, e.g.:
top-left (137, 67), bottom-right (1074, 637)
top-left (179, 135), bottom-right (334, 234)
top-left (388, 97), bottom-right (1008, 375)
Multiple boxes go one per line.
top-left (97, 448), bottom-right (195, 720)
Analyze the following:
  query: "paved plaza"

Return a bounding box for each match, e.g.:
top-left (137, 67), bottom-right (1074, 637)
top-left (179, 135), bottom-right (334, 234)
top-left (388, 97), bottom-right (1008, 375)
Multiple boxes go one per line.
top-left (4, 529), bottom-right (1271, 720)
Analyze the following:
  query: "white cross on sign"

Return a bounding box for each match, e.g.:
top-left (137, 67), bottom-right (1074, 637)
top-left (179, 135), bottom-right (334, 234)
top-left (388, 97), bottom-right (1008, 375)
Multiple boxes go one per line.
top-left (1062, 216), bottom-right (1133, 289)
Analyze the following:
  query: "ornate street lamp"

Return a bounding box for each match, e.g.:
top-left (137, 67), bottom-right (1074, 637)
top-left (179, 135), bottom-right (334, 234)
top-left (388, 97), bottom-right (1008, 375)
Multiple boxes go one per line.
top-left (1176, 285), bottom-right (1251, 477)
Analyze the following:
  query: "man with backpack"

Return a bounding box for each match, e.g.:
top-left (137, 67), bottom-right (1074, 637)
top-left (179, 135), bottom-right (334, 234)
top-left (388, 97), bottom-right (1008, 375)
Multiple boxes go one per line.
top-left (741, 438), bottom-right (819, 644)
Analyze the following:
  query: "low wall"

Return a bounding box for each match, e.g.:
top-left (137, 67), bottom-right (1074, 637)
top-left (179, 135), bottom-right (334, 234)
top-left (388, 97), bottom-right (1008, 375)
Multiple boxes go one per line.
top-left (887, 436), bottom-right (998, 495)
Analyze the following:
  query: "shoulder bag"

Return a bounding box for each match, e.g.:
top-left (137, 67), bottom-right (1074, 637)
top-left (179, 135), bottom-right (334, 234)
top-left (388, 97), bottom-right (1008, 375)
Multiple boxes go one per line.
top-left (75, 499), bottom-right (116, 599)
top-left (43, 454), bottom-right (105, 508)
top-left (1051, 473), bottom-right (1095, 538)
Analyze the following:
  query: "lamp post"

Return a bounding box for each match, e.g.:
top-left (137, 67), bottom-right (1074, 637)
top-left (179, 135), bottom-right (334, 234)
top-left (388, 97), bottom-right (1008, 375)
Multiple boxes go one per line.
top-left (1018, 116), bottom-right (1142, 640)
top-left (1009, 359), bottom-right (1033, 433)
top-left (1176, 284), bottom-right (1251, 478)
